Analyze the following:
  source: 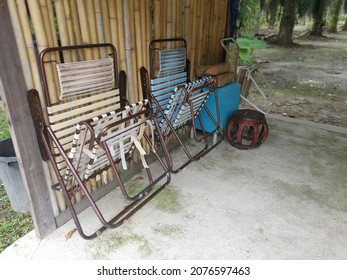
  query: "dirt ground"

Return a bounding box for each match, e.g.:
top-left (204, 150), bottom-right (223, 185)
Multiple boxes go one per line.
top-left (244, 29), bottom-right (347, 128)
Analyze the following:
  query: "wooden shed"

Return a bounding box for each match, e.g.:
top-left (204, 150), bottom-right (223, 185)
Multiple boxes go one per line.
top-left (0, 0), bottom-right (233, 238)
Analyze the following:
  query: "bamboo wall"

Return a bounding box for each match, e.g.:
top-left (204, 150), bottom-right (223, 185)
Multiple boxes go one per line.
top-left (8, 0), bottom-right (229, 215)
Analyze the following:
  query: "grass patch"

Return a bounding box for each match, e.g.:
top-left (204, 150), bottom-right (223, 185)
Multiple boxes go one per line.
top-left (0, 105), bottom-right (33, 253)
top-left (0, 184), bottom-right (33, 253)
top-left (0, 106), bottom-right (11, 141)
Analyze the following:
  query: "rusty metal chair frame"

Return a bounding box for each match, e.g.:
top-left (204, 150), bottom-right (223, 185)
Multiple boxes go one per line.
top-left (140, 38), bottom-right (224, 173)
top-left (27, 44), bottom-right (171, 239)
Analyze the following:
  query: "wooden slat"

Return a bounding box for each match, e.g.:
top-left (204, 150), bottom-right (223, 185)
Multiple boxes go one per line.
top-left (50, 103), bottom-right (120, 132)
top-left (47, 89), bottom-right (119, 114)
top-left (49, 95), bottom-right (120, 123)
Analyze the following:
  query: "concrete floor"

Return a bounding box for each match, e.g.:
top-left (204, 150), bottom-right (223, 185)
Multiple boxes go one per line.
top-left (1, 114), bottom-right (347, 260)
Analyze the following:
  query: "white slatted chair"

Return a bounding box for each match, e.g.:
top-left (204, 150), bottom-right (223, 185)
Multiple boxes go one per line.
top-left (28, 44), bottom-right (171, 239)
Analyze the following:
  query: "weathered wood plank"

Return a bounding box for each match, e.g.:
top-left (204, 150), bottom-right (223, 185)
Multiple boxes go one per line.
top-left (0, 0), bottom-right (56, 238)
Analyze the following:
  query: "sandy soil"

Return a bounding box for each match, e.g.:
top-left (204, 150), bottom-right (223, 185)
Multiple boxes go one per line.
top-left (243, 30), bottom-right (347, 127)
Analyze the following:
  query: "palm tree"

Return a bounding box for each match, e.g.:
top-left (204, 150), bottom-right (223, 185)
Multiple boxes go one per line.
top-left (298, 0), bottom-right (330, 36)
top-left (268, 0), bottom-right (281, 29)
top-left (311, 0), bottom-right (328, 35)
top-left (342, 1), bottom-right (347, 30)
top-left (277, 0), bottom-right (297, 44)
top-left (259, 0), bottom-right (281, 29)
top-left (328, 0), bottom-right (343, 33)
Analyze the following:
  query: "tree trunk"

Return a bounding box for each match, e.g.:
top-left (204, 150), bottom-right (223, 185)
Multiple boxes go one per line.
top-left (277, 0), bottom-right (297, 45)
top-left (342, 14), bottom-right (347, 31)
top-left (310, 0), bottom-right (326, 36)
top-left (328, 0), bottom-right (343, 33)
top-left (268, 0), bottom-right (279, 29)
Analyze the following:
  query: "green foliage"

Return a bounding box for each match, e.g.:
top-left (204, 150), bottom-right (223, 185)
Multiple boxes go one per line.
top-left (0, 107), bottom-right (11, 141)
top-left (0, 184), bottom-right (33, 253)
top-left (238, 0), bottom-right (261, 37)
top-left (236, 38), bottom-right (267, 63)
top-left (298, 0), bottom-right (330, 18)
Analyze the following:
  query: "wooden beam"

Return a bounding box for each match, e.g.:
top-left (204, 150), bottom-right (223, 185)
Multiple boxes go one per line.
top-left (0, 0), bottom-right (56, 238)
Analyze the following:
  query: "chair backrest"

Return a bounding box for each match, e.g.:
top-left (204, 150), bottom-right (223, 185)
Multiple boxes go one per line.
top-left (148, 38), bottom-right (189, 124)
top-left (157, 47), bottom-right (187, 77)
top-left (57, 58), bottom-right (115, 100)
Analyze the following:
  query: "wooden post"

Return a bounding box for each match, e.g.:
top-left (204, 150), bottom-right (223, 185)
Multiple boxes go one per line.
top-left (0, 0), bottom-right (56, 238)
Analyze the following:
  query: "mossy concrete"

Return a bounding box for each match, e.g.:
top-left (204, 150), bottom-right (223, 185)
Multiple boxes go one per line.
top-left (1, 115), bottom-right (347, 259)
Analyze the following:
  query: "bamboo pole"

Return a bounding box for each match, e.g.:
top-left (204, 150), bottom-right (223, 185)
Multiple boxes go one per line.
top-left (166, 0), bottom-right (172, 43)
top-left (189, 0), bottom-right (197, 80)
top-left (46, 0), bottom-right (58, 47)
top-left (94, 0), bottom-right (106, 51)
top-left (206, 0), bottom-right (214, 64)
top-left (16, 0), bottom-right (47, 120)
top-left (116, 0), bottom-right (126, 71)
top-left (129, 0), bottom-right (139, 102)
top-left (184, 0), bottom-right (191, 46)
top-left (107, 0), bottom-right (121, 178)
top-left (76, 0), bottom-right (93, 60)
top-left (69, 0), bottom-right (83, 60)
top-left (122, 0), bottom-right (135, 103)
top-left (48, 0), bottom-right (62, 96)
top-left (86, 0), bottom-right (99, 59)
top-left (161, 0), bottom-right (167, 39)
top-left (27, 0), bottom-right (59, 104)
top-left (217, 0), bottom-right (228, 62)
top-left (152, 0), bottom-right (161, 74)
top-left (211, 0), bottom-right (220, 63)
top-left (55, 0), bottom-right (71, 63)
top-left (134, 0), bottom-right (150, 152)
top-left (153, 0), bottom-right (161, 39)
top-left (171, 0), bottom-right (178, 38)
top-left (101, 0), bottom-right (111, 44)
top-left (196, 1), bottom-right (206, 66)
top-left (145, 0), bottom-right (151, 68)
top-left (102, 0), bottom-right (115, 185)
top-left (140, 0), bottom-right (147, 65)
top-left (177, 0), bottom-right (183, 37)
top-left (41, 0), bottom-right (60, 98)
top-left (21, 2), bottom-right (64, 213)
top-left (63, 0), bottom-right (79, 61)
top-left (134, 0), bottom-right (143, 101)
top-left (42, 0), bottom-right (59, 81)
top-left (68, 0), bottom-right (83, 60)
top-left (63, 0), bottom-right (74, 44)
top-left (108, 0), bottom-right (120, 62)
top-left (202, 0), bottom-right (211, 65)
top-left (7, 1), bottom-right (34, 89)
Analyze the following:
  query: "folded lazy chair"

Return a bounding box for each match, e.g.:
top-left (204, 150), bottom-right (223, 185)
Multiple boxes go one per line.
top-left (27, 43), bottom-right (171, 239)
top-left (140, 38), bottom-right (224, 173)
